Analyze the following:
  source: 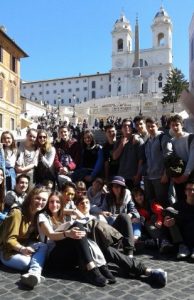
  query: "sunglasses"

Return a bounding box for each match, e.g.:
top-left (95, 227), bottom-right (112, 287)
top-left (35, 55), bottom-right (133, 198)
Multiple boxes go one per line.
top-left (65, 192), bottom-right (75, 197)
top-left (38, 136), bottom-right (47, 139)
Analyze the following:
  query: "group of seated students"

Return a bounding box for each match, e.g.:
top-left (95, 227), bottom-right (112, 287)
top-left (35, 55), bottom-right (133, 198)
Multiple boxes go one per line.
top-left (0, 112), bottom-right (194, 289)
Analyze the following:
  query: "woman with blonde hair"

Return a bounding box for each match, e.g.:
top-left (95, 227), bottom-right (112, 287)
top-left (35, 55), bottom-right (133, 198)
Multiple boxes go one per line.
top-left (0, 186), bottom-right (50, 288)
top-left (34, 129), bottom-right (56, 187)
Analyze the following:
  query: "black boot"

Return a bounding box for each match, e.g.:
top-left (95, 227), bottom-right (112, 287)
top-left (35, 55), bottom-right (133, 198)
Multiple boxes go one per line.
top-left (86, 267), bottom-right (107, 287)
top-left (99, 265), bottom-right (116, 284)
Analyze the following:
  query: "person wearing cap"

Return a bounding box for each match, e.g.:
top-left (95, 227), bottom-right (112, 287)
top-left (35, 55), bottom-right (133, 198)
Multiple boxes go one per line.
top-left (112, 118), bottom-right (144, 191)
top-left (101, 176), bottom-right (141, 256)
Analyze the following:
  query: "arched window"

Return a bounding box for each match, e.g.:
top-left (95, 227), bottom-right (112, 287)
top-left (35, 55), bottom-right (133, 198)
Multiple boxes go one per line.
top-left (158, 33), bottom-right (165, 46)
top-left (117, 39), bottom-right (123, 51)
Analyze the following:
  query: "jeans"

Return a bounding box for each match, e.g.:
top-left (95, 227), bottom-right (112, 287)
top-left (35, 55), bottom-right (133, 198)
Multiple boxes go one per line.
top-left (132, 222), bottom-right (141, 238)
top-left (113, 213), bottom-right (134, 252)
top-left (5, 167), bottom-right (16, 191)
top-left (0, 242), bottom-right (48, 275)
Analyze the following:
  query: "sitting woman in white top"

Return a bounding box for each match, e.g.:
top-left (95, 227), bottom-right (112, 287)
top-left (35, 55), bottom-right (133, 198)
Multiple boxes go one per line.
top-left (37, 191), bottom-right (116, 287)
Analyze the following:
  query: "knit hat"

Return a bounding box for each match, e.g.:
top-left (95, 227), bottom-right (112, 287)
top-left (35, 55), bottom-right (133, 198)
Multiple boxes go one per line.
top-left (110, 176), bottom-right (126, 187)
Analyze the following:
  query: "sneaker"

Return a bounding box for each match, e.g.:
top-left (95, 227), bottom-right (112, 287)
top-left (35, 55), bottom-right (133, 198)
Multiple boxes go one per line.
top-left (159, 239), bottom-right (173, 254)
top-left (20, 272), bottom-right (44, 288)
top-left (86, 267), bottom-right (107, 287)
top-left (177, 244), bottom-right (190, 259)
top-left (149, 268), bottom-right (167, 287)
top-left (99, 265), bottom-right (116, 284)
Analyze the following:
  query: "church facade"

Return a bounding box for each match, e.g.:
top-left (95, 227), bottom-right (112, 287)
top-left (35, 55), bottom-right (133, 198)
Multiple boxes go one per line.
top-left (21, 6), bottom-right (173, 108)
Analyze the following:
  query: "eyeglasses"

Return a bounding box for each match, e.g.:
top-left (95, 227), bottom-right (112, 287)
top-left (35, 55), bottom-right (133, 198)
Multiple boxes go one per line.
top-left (65, 192), bottom-right (75, 197)
top-left (38, 136), bottom-right (47, 139)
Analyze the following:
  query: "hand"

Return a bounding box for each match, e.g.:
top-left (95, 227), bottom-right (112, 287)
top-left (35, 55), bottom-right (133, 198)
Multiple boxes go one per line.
top-left (59, 167), bottom-right (68, 175)
top-left (66, 227), bottom-right (86, 239)
top-left (163, 216), bottom-right (175, 227)
top-left (121, 137), bottom-right (129, 147)
top-left (172, 175), bottom-right (189, 184)
top-left (102, 211), bottom-right (112, 217)
top-left (155, 221), bottom-right (162, 228)
top-left (20, 246), bottom-right (35, 256)
top-left (160, 174), bottom-right (169, 184)
top-left (131, 217), bottom-right (140, 223)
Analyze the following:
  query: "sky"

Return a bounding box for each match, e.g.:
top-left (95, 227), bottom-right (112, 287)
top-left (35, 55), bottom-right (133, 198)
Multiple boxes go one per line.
top-left (1, 0), bottom-right (194, 82)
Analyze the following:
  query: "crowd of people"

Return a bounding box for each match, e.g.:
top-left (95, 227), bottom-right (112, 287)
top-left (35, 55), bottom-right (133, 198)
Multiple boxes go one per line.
top-left (1, 112), bottom-right (194, 290)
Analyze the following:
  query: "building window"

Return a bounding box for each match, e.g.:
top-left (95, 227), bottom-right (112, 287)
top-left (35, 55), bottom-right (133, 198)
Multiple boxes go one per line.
top-left (84, 97), bottom-right (87, 102)
top-left (0, 79), bottom-right (4, 98)
top-left (31, 92), bottom-right (34, 96)
top-left (83, 79), bottom-right (87, 83)
top-left (10, 55), bottom-right (17, 73)
top-left (54, 100), bottom-right (56, 105)
top-left (10, 118), bottom-right (15, 130)
top-left (69, 98), bottom-right (71, 104)
top-left (31, 85), bottom-right (34, 88)
top-left (60, 82), bottom-right (64, 85)
top-left (39, 92), bottom-right (42, 95)
top-left (92, 91), bottom-right (96, 98)
top-left (39, 84), bottom-right (42, 87)
top-left (92, 81), bottom-right (96, 88)
top-left (68, 81), bottom-right (71, 84)
top-left (53, 82), bottom-right (56, 85)
top-left (158, 82), bottom-right (163, 88)
top-left (23, 86), bottom-right (26, 89)
top-left (109, 84), bottom-right (111, 92)
top-left (76, 88), bottom-right (80, 92)
top-left (61, 99), bottom-right (64, 104)
top-left (46, 91), bottom-right (49, 94)
top-left (100, 85), bottom-right (103, 89)
top-left (109, 74), bottom-right (111, 82)
top-left (46, 83), bottom-right (49, 86)
top-left (10, 86), bottom-right (15, 103)
top-left (61, 89), bottom-right (64, 93)
top-left (0, 46), bottom-right (3, 62)
top-left (158, 33), bottom-right (165, 46)
top-left (117, 39), bottom-right (123, 51)
top-left (53, 90), bottom-right (57, 94)
top-left (83, 87), bottom-right (87, 91)
top-left (68, 88), bottom-right (72, 92)
top-left (76, 80), bottom-right (79, 83)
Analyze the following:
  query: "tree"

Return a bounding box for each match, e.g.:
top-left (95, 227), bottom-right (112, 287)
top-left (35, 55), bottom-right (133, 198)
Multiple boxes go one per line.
top-left (161, 68), bottom-right (189, 105)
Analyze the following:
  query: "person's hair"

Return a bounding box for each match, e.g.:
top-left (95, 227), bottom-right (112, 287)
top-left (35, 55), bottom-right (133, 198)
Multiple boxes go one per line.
top-left (75, 194), bottom-right (89, 207)
top-left (108, 181), bottom-right (126, 204)
top-left (26, 128), bottom-right (37, 136)
top-left (58, 125), bottom-right (70, 132)
top-left (36, 129), bottom-right (52, 153)
top-left (131, 187), bottom-right (146, 208)
top-left (45, 191), bottom-right (64, 224)
top-left (169, 114), bottom-right (184, 126)
top-left (122, 118), bottom-right (133, 127)
top-left (104, 124), bottom-right (116, 132)
top-left (1, 131), bottom-right (17, 151)
top-left (16, 174), bottom-right (30, 185)
top-left (133, 115), bottom-right (145, 124)
top-left (75, 181), bottom-right (86, 191)
top-left (93, 177), bottom-right (104, 187)
top-left (186, 180), bottom-right (194, 187)
top-left (22, 186), bottom-right (49, 221)
top-left (42, 179), bottom-right (54, 190)
top-left (61, 181), bottom-right (76, 193)
top-left (145, 117), bottom-right (159, 126)
top-left (82, 129), bottom-right (95, 148)
top-left (0, 167), bottom-right (5, 211)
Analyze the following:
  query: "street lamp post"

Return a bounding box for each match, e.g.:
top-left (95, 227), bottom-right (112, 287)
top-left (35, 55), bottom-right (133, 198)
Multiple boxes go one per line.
top-left (72, 94), bottom-right (76, 118)
top-left (57, 94), bottom-right (61, 118)
top-left (172, 90), bottom-right (175, 113)
top-left (139, 91), bottom-right (143, 116)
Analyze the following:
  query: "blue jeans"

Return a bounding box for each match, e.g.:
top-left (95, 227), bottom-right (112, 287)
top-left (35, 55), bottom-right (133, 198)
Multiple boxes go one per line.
top-left (5, 167), bottom-right (16, 191)
top-left (0, 242), bottom-right (48, 275)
